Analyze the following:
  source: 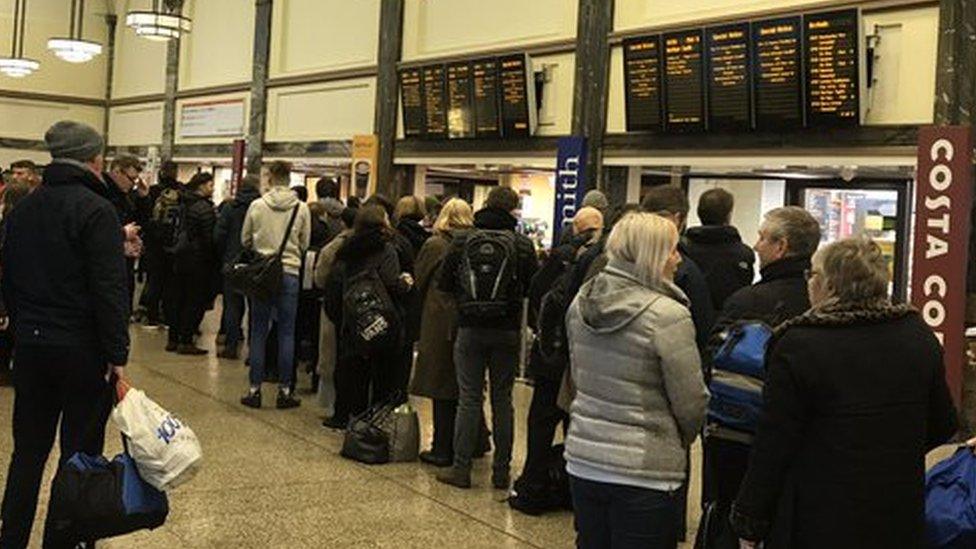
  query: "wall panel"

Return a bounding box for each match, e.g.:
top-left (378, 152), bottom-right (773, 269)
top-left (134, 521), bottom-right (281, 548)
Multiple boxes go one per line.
top-left (614, 0), bottom-right (842, 31)
top-left (270, 0), bottom-right (380, 78)
top-left (108, 102), bottom-right (164, 146)
top-left (266, 78), bottom-right (376, 142)
top-left (0, 98), bottom-right (103, 141)
top-left (402, 0), bottom-right (577, 61)
top-left (112, 1), bottom-right (167, 99)
top-left (179, 0), bottom-right (254, 90)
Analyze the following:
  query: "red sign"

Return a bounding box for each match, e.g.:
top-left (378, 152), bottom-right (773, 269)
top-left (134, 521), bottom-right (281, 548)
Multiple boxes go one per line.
top-left (911, 126), bottom-right (973, 407)
top-left (230, 139), bottom-right (245, 197)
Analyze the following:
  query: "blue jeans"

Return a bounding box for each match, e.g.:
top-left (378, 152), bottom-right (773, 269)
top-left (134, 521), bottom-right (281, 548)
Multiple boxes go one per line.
top-left (570, 475), bottom-right (678, 549)
top-left (220, 281), bottom-right (246, 349)
top-left (248, 274), bottom-right (299, 389)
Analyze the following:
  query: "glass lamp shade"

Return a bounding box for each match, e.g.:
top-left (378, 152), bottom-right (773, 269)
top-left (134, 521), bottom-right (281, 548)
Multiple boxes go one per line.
top-left (0, 57), bottom-right (40, 78)
top-left (126, 11), bottom-right (192, 41)
top-left (47, 38), bottom-right (102, 63)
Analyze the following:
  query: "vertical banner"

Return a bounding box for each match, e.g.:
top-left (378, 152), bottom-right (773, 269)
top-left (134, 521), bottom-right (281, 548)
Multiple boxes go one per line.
top-left (351, 134), bottom-right (379, 199)
top-left (230, 139), bottom-right (245, 197)
top-left (911, 126), bottom-right (974, 407)
top-left (553, 136), bottom-right (588, 244)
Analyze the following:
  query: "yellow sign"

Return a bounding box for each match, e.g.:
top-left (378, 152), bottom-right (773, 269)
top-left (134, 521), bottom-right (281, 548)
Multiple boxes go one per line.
top-left (351, 134), bottom-right (379, 199)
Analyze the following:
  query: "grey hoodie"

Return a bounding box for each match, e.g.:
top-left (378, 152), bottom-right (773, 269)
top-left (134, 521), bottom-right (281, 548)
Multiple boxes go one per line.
top-left (241, 186), bottom-right (311, 276)
top-left (564, 259), bottom-right (709, 490)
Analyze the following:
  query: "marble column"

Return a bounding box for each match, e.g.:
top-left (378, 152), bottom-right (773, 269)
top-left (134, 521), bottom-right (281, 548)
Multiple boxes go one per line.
top-left (374, 0), bottom-right (405, 197)
top-left (160, 8), bottom-right (182, 163)
top-left (246, 0), bottom-right (273, 175)
top-left (102, 14), bottom-right (117, 149)
top-left (571, 0), bottom-right (614, 191)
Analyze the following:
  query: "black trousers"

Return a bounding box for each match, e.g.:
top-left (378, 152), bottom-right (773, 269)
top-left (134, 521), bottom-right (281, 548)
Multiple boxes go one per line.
top-left (0, 346), bottom-right (111, 549)
top-left (140, 251), bottom-right (171, 324)
top-left (332, 348), bottom-right (398, 423)
top-left (169, 269), bottom-right (210, 345)
top-left (520, 375), bottom-right (568, 484)
top-left (430, 398), bottom-right (490, 458)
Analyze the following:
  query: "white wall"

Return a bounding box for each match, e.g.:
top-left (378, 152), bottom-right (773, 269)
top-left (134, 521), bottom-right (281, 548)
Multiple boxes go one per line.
top-left (179, 0), bottom-right (254, 90)
top-left (0, 97), bottom-right (103, 140)
top-left (270, 0), bottom-right (380, 78)
top-left (112, 1), bottom-right (167, 99)
top-left (265, 77), bottom-right (376, 142)
top-left (614, 0), bottom-right (844, 31)
top-left (687, 178), bottom-right (786, 249)
top-left (533, 53), bottom-right (575, 136)
top-left (0, 147), bottom-right (48, 167)
top-left (108, 102), bottom-right (163, 146)
top-left (402, 0), bottom-right (577, 61)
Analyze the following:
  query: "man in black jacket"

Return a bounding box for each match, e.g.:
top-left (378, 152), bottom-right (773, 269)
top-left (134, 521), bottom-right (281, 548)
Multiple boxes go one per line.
top-left (684, 188), bottom-right (755, 315)
top-left (140, 161), bottom-right (181, 327)
top-left (0, 121), bottom-right (129, 549)
top-left (437, 186), bottom-right (538, 490)
top-left (105, 155), bottom-right (152, 313)
top-left (701, 205), bottom-right (821, 543)
top-left (214, 174), bottom-right (261, 359)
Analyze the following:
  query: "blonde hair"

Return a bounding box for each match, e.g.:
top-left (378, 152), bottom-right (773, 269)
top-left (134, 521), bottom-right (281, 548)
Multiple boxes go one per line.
top-left (813, 237), bottom-right (889, 303)
top-left (432, 198), bottom-right (474, 234)
top-left (605, 212), bottom-right (677, 287)
top-left (394, 195), bottom-right (426, 222)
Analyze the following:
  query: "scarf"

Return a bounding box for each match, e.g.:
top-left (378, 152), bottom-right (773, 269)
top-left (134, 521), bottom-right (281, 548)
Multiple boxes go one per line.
top-left (774, 297), bottom-right (915, 336)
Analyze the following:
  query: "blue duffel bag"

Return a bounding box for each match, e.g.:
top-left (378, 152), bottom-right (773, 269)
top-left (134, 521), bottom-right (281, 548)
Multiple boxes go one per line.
top-left (925, 448), bottom-right (976, 548)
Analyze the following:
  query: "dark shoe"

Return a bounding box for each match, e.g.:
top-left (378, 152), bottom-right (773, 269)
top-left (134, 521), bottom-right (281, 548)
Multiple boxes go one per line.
top-left (321, 416), bottom-right (348, 430)
top-left (240, 390), bottom-right (261, 409)
top-left (419, 451), bottom-right (452, 467)
top-left (177, 344), bottom-right (208, 356)
top-left (492, 468), bottom-right (511, 490)
top-left (216, 347), bottom-right (239, 360)
top-left (216, 333), bottom-right (227, 345)
top-left (475, 435), bottom-right (492, 458)
top-left (165, 341), bottom-right (178, 352)
top-left (276, 390), bottom-right (301, 410)
top-left (436, 467), bottom-right (471, 489)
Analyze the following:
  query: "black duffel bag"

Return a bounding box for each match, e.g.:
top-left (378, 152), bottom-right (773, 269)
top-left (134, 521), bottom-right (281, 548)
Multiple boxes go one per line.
top-left (224, 205), bottom-right (299, 302)
top-left (340, 397), bottom-right (398, 465)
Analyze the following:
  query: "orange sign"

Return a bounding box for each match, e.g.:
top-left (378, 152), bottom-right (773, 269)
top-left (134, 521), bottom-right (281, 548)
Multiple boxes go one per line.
top-left (351, 134), bottom-right (379, 199)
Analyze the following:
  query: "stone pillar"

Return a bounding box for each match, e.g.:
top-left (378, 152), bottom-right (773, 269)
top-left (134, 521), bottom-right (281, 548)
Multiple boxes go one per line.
top-left (601, 166), bottom-right (628, 208)
top-left (246, 0), bottom-right (273, 176)
top-left (374, 0), bottom-right (405, 197)
top-left (160, 35), bottom-right (180, 162)
top-left (571, 0), bottom-right (614, 191)
top-left (102, 14), bottom-right (117, 149)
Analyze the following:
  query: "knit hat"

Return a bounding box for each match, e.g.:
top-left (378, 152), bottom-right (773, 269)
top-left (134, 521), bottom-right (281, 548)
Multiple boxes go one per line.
top-left (573, 206), bottom-right (604, 235)
top-left (45, 121), bottom-right (104, 161)
top-left (581, 190), bottom-right (609, 213)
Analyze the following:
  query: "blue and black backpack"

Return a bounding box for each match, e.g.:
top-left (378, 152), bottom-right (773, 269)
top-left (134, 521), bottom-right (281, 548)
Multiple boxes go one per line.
top-left (707, 322), bottom-right (773, 439)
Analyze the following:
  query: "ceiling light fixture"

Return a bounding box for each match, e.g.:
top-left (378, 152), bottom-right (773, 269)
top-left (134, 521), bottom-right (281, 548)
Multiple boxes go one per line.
top-left (126, 0), bottom-right (191, 42)
top-left (48, 0), bottom-right (102, 64)
top-left (0, 0), bottom-right (40, 78)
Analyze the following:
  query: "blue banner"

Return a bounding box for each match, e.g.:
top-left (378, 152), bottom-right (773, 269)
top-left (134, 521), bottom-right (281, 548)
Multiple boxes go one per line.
top-left (553, 136), bottom-right (588, 245)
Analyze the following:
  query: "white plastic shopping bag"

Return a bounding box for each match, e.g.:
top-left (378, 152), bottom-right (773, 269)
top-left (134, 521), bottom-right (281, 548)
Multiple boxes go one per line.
top-left (111, 386), bottom-right (202, 491)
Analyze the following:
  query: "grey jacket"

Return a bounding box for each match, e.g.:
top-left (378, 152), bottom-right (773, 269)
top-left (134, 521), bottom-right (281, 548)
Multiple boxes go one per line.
top-left (564, 259), bottom-right (708, 488)
top-left (241, 186), bottom-right (311, 276)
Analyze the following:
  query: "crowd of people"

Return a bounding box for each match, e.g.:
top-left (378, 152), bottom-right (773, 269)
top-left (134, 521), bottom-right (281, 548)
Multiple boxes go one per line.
top-left (0, 120), bottom-right (962, 549)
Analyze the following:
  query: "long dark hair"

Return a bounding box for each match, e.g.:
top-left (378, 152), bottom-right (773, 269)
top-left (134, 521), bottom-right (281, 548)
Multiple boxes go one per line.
top-left (353, 205), bottom-right (393, 236)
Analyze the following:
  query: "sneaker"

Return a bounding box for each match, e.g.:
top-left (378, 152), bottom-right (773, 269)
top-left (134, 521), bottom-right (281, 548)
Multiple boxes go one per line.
top-left (419, 451), bottom-right (452, 468)
top-left (436, 466), bottom-right (472, 489)
top-left (321, 416), bottom-right (347, 430)
top-left (276, 390), bottom-right (301, 410)
top-left (240, 390), bottom-right (261, 409)
top-left (177, 344), bottom-right (208, 356)
top-left (216, 347), bottom-right (239, 360)
top-left (165, 341), bottom-right (178, 352)
top-left (492, 468), bottom-right (511, 490)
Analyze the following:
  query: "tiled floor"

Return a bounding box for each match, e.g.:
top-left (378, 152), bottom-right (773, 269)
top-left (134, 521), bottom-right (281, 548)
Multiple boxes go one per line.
top-left (0, 311), bottom-right (957, 548)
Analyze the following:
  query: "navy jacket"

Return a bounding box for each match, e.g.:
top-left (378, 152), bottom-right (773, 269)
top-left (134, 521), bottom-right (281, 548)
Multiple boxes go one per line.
top-left (214, 186), bottom-right (260, 265)
top-left (3, 161), bottom-right (130, 365)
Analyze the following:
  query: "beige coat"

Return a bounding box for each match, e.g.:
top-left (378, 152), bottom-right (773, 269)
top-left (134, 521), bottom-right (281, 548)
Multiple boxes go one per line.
top-left (313, 230), bottom-right (351, 414)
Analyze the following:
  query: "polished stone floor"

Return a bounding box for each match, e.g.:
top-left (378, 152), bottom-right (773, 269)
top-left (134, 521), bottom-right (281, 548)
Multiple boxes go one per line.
top-left (0, 310), bottom-right (957, 548)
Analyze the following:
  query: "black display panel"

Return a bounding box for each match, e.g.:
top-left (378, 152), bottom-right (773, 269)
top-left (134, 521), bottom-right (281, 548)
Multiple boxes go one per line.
top-left (753, 17), bottom-right (803, 130)
top-left (706, 23), bottom-right (752, 132)
top-left (446, 62), bottom-right (475, 138)
top-left (422, 65), bottom-right (448, 139)
top-left (663, 30), bottom-right (705, 132)
top-left (399, 68), bottom-right (425, 138)
top-left (499, 54), bottom-right (532, 138)
top-left (805, 9), bottom-right (859, 127)
top-left (472, 58), bottom-right (501, 139)
top-left (623, 36), bottom-right (663, 132)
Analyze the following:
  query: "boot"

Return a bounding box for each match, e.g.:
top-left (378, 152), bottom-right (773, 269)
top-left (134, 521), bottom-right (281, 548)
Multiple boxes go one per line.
top-left (177, 344), bottom-right (208, 356)
top-left (492, 467), bottom-right (511, 490)
top-left (419, 451), bottom-right (452, 467)
top-left (436, 466), bottom-right (472, 489)
top-left (240, 389), bottom-right (261, 409)
top-left (216, 345), bottom-right (239, 360)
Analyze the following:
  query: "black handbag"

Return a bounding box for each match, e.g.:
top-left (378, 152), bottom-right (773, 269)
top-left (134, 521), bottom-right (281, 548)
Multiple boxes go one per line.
top-left (340, 398), bottom-right (397, 465)
top-left (224, 205), bottom-right (299, 302)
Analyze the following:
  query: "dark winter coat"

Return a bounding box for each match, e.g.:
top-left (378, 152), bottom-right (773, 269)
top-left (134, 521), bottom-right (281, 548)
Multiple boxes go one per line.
top-left (397, 217), bottom-right (431, 257)
top-left (438, 207), bottom-right (539, 331)
top-left (175, 192), bottom-right (216, 274)
top-left (214, 186), bottom-right (261, 265)
top-left (410, 231), bottom-right (461, 400)
top-left (322, 227), bottom-right (407, 360)
top-left (3, 160), bottom-right (130, 365)
top-left (397, 217), bottom-right (430, 341)
top-left (730, 304), bottom-right (958, 549)
top-left (682, 225), bottom-right (755, 313)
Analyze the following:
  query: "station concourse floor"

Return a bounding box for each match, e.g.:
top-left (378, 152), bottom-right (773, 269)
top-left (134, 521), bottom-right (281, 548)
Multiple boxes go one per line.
top-left (0, 311), bottom-right (959, 548)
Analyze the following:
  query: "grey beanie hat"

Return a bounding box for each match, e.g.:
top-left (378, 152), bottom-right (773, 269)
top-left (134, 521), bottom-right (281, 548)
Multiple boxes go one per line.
top-left (581, 189), bottom-right (609, 212)
top-left (45, 121), bottom-right (104, 161)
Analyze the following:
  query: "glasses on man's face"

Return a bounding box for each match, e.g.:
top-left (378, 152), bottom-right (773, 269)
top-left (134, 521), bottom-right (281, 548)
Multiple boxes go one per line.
top-left (803, 269), bottom-right (820, 281)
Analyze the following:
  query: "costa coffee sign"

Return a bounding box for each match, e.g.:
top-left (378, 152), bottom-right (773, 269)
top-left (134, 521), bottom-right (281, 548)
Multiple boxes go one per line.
top-left (911, 126), bottom-right (973, 406)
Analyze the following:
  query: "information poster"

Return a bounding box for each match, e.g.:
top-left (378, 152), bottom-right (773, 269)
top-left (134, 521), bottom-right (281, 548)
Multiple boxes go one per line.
top-left (351, 134), bottom-right (379, 199)
top-left (179, 99), bottom-right (246, 138)
top-left (706, 23), bottom-right (752, 132)
top-left (623, 36), bottom-right (663, 132)
top-left (752, 16), bottom-right (803, 130)
top-left (805, 9), bottom-right (860, 127)
top-left (664, 30), bottom-right (705, 132)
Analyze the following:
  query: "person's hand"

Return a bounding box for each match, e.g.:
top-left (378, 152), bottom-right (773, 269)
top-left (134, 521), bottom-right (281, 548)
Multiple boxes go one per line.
top-left (0, 316), bottom-right (9, 331)
top-left (105, 364), bottom-right (125, 383)
top-left (399, 273), bottom-right (414, 288)
top-left (124, 235), bottom-right (143, 258)
top-left (739, 540), bottom-right (758, 549)
top-left (966, 437), bottom-right (976, 454)
top-left (134, 177), bottom-right (149, 197)
top-left (123, 223), bottom-right (140, 241)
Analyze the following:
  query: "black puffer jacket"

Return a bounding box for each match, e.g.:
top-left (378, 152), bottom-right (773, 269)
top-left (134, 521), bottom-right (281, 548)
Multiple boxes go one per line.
top-left (683, 225), bottom-right (755, 313)
top-left (214, 186), bottom-right (260, 265)
top-left (397, 216), bottom-right (431, 257)
top-left (176, 192), bottom-right (216, 273)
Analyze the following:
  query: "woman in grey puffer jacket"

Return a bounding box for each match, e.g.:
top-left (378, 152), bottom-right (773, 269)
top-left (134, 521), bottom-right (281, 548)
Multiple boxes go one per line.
top-left (565, 212), bottom-right (709, 549)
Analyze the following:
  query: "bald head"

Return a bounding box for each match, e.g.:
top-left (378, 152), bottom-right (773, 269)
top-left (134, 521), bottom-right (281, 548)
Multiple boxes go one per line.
top-left (573, 206), bottom-right (604, 235)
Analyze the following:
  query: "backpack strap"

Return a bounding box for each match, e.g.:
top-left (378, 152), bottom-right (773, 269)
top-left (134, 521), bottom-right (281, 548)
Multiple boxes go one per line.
top-left (275, 205), bottom-right (300, 260)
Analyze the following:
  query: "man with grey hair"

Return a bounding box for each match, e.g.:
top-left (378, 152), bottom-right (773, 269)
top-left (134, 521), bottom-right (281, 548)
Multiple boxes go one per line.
top-left (0, 121), bottom-right (129, 548)
top-left (700, 205), bottom-right (821, 544)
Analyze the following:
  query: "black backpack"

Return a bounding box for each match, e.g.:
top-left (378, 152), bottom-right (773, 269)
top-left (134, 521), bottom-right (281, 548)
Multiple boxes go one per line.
top-left (153, 188), bottom-right (183, 253)
top-left (342, 268), bottom-right (399, 356)
top-left (456, 230), bottom-right (519, 319)
top-left (536, 241), bottom-right (595, 367)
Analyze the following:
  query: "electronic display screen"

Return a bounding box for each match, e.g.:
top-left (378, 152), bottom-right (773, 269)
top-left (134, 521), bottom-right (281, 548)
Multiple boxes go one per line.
top-left (753, 16), bottom-right (803, 130)
top-left (663, 29), bottom-right (706, 132)
top-left (805, 9), bottom-right (860, 127)
top-left (446, 62), bottom-right (475, 138)
top-left (706, 23), bottom-right (752, 132)
top-left (499, 54), bottom-right (533, 138)
top-left (399, 68), bottom-right (425, 138)
top-left (472, 58), bottom-right (502, 138)
top-left (623, 35), bottom-right (663, 132)
top-left (422, 65), bottom-right (448, 139)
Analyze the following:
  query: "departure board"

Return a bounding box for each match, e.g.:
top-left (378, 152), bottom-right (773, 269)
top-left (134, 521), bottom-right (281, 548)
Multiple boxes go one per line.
top-left (753, 17), bottom-right (803, 130)
top-left (447, 62), bottom-right (475, 138)
top-left (805, 9), bottom-right (859, 127)
top-left (399, 68), bottom-right (425, 138)
top-left (472, 58), bottom-right (501, 138)
top-left (623, 36), bottom-right (663, 132)
top-left (663, 30), bottom-right (705, 132)
top-left (499, 54), bottom-right (534, 138)
top-left (422, 65), bottom-right (448, 139)
top-left (706, 23), bottom-right (751, 132)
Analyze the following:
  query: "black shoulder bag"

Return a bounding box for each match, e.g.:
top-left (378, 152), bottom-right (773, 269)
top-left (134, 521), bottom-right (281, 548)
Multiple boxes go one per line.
top-left (224, 205), bottom-right (299, 302)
